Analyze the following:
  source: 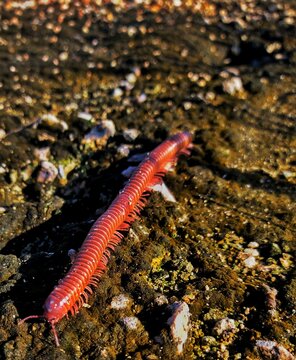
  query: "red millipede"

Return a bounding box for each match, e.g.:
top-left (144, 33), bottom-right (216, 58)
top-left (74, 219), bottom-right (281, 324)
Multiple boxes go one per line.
top-left (20, 131), bottom-right (193, 346)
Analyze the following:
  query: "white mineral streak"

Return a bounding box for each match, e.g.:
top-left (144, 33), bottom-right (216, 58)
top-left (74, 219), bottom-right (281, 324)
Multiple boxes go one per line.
top-left (167, 302), bottom-right (190, 354)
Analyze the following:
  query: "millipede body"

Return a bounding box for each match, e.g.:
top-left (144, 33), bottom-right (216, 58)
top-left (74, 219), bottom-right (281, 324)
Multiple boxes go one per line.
top-left (21, 131), bottom-right (192, 346)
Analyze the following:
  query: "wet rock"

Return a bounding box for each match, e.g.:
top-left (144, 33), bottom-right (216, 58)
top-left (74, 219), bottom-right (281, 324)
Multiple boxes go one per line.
top-left (0, 301), bottom-right (18, 342)
top-left (3, 338), bottom-right (29, 360)
top-left (0, 198), bottom-right (64, 250)
top-left (0, 254), bottom-right (20, 283)
top-left (167, 301), bottom-right (190, 354)
top-left (284, 278), bottom-right (296, 308)
top-left (126, 73), bottom-right (137, 84)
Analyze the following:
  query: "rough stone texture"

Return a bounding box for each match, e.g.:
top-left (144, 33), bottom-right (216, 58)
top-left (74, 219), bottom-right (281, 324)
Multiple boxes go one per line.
top-left (0, 1), bottom-right (295, 359)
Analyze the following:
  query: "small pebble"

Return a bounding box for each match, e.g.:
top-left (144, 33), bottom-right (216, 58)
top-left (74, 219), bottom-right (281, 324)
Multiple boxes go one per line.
top-left (113, 88), bottom-right (124, 98)
top-left (126, 73), bottom-right (137, 84)
top-left (121, 316), bottom-right (141, 330)
top-left (137, 93), bottom-right (147, 103)
top-left (244, 248), bottom-right (259, 257)
top-left (41, 113), bottom-right (68, 131)
top-left (154, 294), bottom-right (168, 306)
top-left (123, 128), bottom-right (140, 141)
top-left (223, 76), bottom-right (244, 95)
top-left (82, 120), bottom-right (116, 149)
top-left (212, 318), bottom-right (236, 336)
top-left (0, 164), bottom-right (7, 174)
top-left (0, 129), bottom-right (6, 140)
top-left (167, 302), bottom-right (190, 354)
top-left (248, 242), bottom-right (259, 248)
top-left (183, 102), bottom-right (192, 110)
top-left (243, 256), bottom-right (257, 268)
top-left (151, 181), bottom-right (176, 202)
top-left (78, 112), bottom-right (93, 121)
top-left (111, 294), bottom-right (131, 310)
top-left (37, 161), bottom-right (58, 183)
top-left (34, 147), bottom-right (50, 161)
top-left (117, 144), bottom-right (130, 157)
